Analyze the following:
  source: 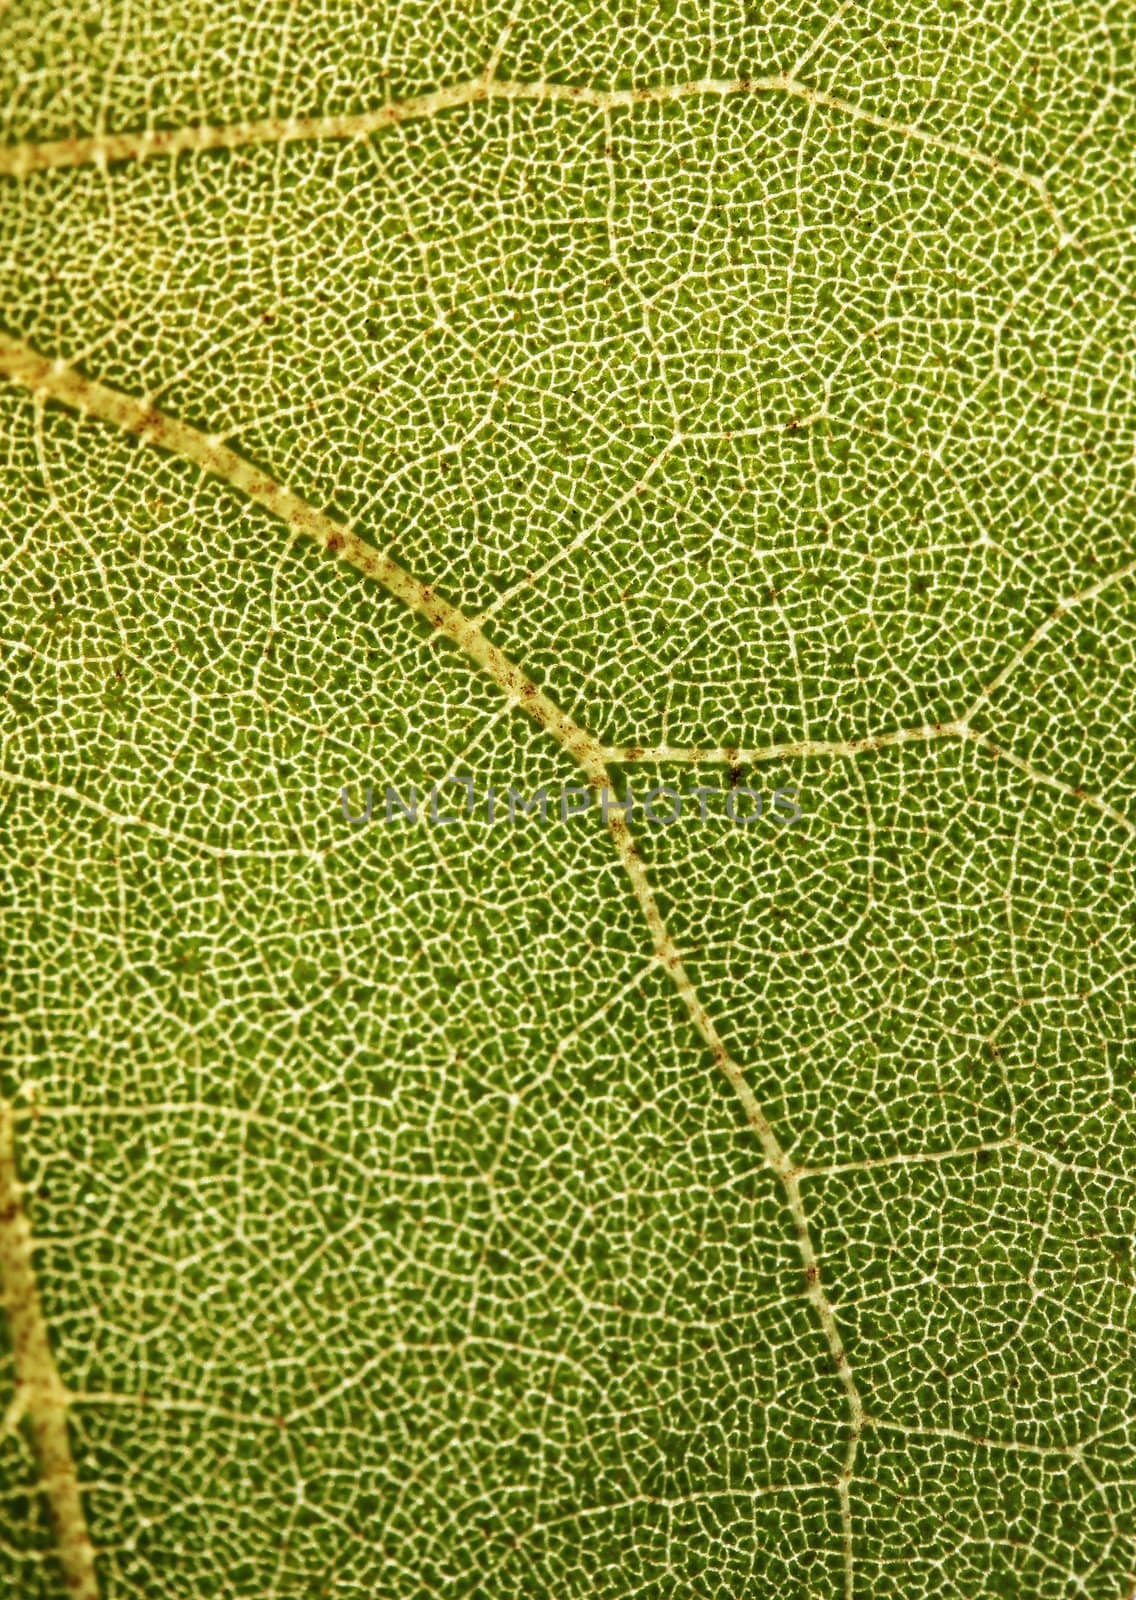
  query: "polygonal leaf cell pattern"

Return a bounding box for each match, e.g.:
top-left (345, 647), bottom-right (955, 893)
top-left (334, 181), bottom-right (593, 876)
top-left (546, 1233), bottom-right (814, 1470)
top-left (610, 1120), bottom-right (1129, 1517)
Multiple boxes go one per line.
top-left (0, 4), bottom-right (1134, 1599)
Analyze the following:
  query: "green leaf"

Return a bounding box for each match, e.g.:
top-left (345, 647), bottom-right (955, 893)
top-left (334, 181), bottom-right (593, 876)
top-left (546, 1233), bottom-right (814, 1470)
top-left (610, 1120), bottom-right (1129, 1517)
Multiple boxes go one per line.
top-left (1, 4), bottom-right (1134, 1597)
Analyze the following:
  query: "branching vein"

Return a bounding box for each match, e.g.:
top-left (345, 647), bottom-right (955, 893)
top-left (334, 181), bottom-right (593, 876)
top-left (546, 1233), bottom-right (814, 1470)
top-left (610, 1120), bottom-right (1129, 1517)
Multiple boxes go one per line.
top-left (0, 71), bottom-right (1068, 240)
top-left (0, 330), bottom-right (868, 1596)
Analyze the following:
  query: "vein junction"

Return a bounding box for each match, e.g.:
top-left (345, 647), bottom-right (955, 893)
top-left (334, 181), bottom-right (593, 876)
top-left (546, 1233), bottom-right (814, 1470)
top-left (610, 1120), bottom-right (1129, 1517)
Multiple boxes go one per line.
top-left (0, 70), bottom-right (1066, 240)
top-left (0, 330), bottom-right (867, 1594)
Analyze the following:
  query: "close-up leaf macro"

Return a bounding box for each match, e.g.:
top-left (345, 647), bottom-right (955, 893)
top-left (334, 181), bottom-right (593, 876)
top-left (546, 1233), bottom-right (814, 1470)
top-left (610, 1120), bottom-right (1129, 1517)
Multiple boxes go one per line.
top-left (1, 3), bottom-right (1134, 1596)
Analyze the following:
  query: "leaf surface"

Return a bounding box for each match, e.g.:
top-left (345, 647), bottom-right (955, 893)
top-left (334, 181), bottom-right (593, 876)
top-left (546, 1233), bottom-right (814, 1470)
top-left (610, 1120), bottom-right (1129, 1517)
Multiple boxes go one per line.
top-left (1, 4), bottom-right (1134, 1597)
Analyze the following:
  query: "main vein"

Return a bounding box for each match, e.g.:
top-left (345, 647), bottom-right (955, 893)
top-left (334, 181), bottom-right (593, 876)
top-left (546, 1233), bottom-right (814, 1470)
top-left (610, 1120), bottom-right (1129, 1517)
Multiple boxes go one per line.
top-left (0, 330), bottom-right (866, 1595)
top-left (0, 70), bottom-right (1067, 242)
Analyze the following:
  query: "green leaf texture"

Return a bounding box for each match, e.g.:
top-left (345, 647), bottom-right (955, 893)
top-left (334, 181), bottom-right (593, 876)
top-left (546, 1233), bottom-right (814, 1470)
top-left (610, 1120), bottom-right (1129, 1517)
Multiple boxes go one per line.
top-left (1, 4), bottom-right (1134, 1596)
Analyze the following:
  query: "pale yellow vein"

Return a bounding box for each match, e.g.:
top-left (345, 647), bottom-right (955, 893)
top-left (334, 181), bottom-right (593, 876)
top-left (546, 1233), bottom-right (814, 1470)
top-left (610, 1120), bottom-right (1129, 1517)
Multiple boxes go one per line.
top-left (0, 1103), bottom-right (98, 1600)
top-left (0, 331), bottom-right (868, 1594)
top-left (0, 72), bottom-right (1068, 242)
